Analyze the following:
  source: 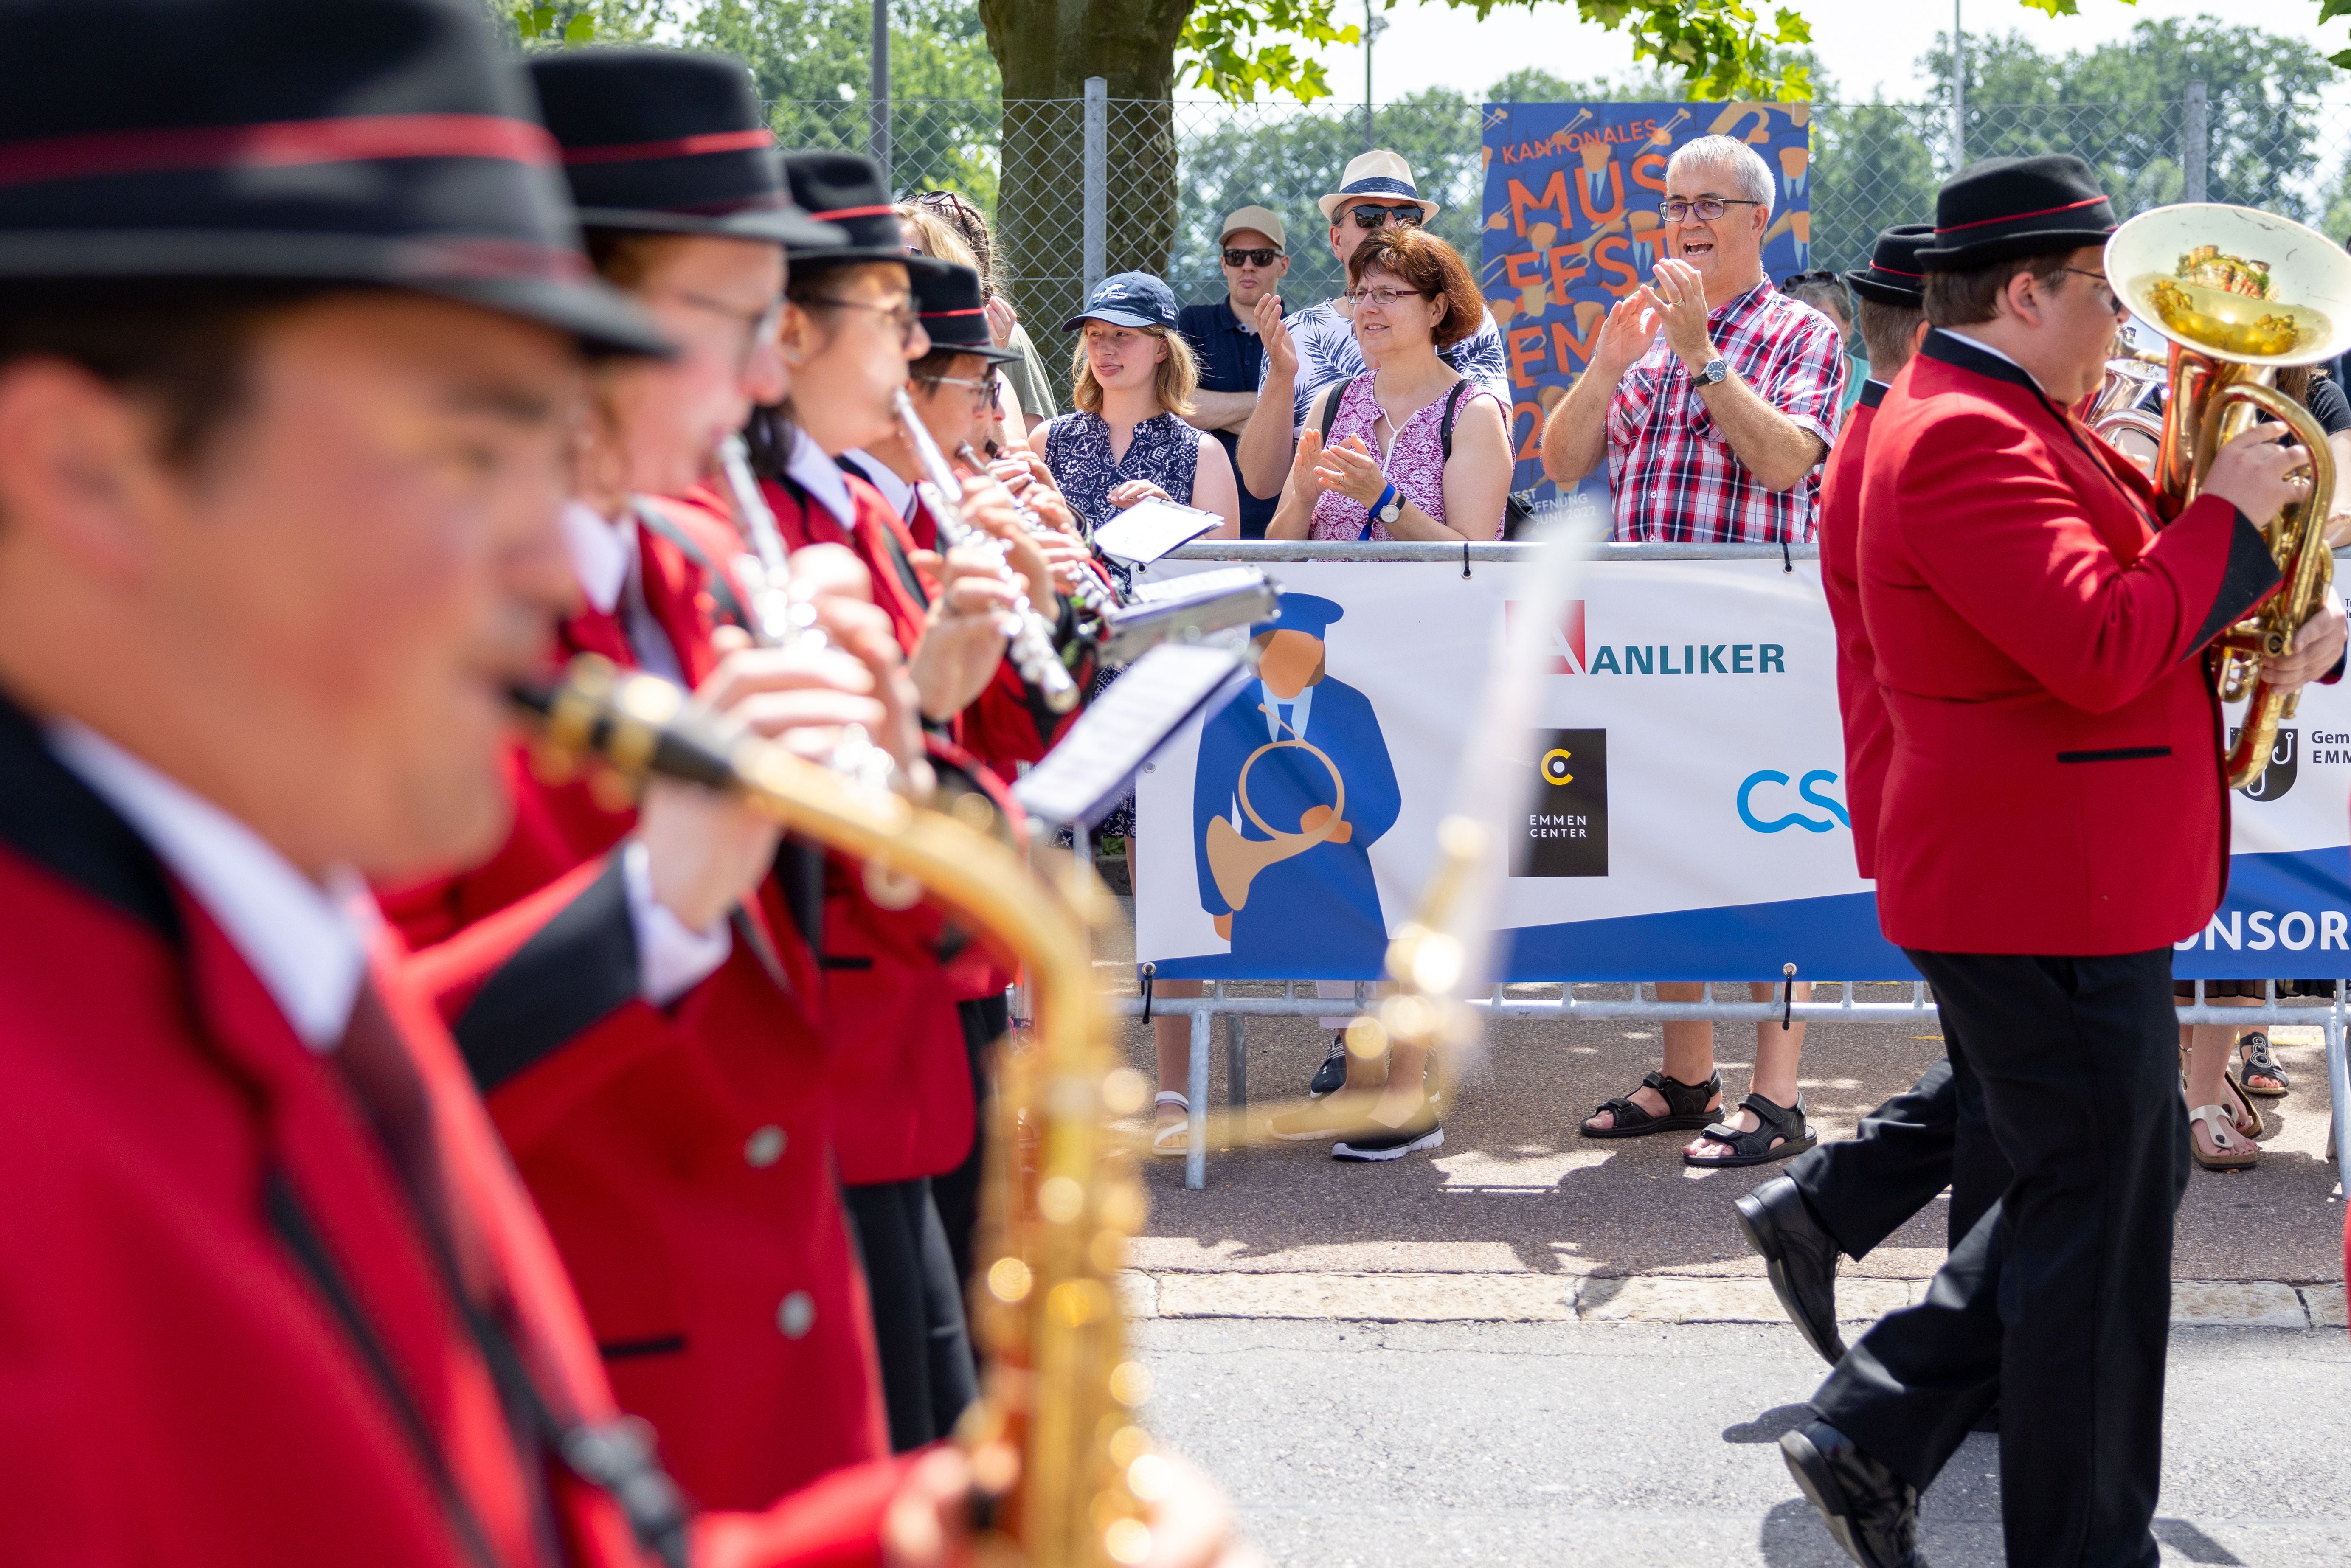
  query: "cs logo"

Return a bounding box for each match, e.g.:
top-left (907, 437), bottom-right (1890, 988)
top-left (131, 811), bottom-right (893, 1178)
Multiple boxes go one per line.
top-left (1738, 769), bottom-right (1850, 834)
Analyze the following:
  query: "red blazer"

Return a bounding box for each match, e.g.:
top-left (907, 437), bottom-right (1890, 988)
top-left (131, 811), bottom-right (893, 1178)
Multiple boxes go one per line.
top-left (1858, 332), bottom-right (2282, 954)
top-left (658, 481), bottom-right (988, 1186)
top-left (1819, 382), bottom-right (1892, 879)
top-left (380, 516), bottom-right (891, 1509)
top-left (0, 691), bottom-right (903, 1566)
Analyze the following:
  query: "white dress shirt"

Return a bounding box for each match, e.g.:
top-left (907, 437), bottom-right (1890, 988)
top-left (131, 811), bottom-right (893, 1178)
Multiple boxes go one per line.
top-left (47, 722), bottom-right (370, 1049)
top-left (560, 499), bottom-right (732, 1005)
top-left (1938, 329), bottom-right (2044, 394)
top-left (841, 449), bottom-right (918, 523)
top-left (787, 424), bottom-right (859, 531)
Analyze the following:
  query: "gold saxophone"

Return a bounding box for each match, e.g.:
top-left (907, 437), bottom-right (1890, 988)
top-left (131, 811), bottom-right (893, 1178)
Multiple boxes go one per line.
top-left (511, 655), bottom-right (1158, 1568)
top-left (2099, 205), bottom-right (2351, 789)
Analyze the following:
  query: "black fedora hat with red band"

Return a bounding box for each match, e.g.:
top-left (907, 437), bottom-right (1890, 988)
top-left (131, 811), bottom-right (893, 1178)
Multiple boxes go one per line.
top-left (1916, 154), bottom-right (2118, 271)
top-left (914, 264), bottom-right (1021, 364)
top-left (780, 150), bottom-right (953, 276)
top-left (528, 48), bottom-right (841, 249)
top-left (1846, 224), bottom-right (1934, 307)
top-left (0, 0), bottom-right (666, 356)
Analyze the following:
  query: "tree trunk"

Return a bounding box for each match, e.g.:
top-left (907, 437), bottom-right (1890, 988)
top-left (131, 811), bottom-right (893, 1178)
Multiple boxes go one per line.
top-left (977, 0), bottom-right (1193, 404)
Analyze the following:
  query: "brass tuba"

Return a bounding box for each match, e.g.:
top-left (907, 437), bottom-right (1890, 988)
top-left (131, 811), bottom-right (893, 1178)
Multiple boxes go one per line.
top-left (511, 656), bottom-right (1157, 1568)
top-left (2101, 204), bottom-right (2351, 788)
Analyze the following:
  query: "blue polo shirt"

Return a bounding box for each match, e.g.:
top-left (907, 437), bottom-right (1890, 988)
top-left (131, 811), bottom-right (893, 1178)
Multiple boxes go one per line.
top-left (1177, 296), bottom-right (1285, 537)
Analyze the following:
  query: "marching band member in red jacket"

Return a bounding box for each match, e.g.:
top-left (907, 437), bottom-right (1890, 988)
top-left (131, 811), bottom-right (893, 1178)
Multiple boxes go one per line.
top-left (1777, 156), bottom-right (2344, 1568)
top-left (0, 3), bottom-right (936, 1560)
top-left (381, 50), bottom-right (927, 1509)
top-left (1736, 226), bottom-right (2013, 1376)
top-left (686, 156), bottom-right (1060, 1450)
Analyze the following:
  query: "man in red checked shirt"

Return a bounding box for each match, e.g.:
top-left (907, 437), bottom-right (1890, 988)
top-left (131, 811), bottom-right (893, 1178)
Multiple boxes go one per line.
top-left (1538, 132), bottom-right (1849, 1172)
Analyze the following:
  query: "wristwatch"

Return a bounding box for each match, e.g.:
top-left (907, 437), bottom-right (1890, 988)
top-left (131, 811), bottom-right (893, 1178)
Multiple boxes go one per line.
top-left (1692, 356), bottom-right (1730, 387)
top-left (1373, 481), bottom-right (1402, 526)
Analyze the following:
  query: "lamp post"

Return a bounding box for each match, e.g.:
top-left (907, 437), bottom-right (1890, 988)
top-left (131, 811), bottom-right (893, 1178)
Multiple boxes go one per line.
top-left (869, 0), bottom-right (890, 185)
top-left (1950, 0), bottom-right (1966, 170)
top-left (1363, 1), bottom-right (1387, 152)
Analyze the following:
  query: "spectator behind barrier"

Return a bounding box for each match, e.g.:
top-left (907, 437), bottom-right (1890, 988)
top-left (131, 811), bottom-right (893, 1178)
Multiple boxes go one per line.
top-left (1265, 225), bottom-right (1511, 544)
top-left (1782, 268), bottom-right (1867, 416)
top-left (1177, 204), bottom-right (1291, 538)
top-left (896, 205), bottom-right (1034, 456)
top-left (1537, 133), bottom-right (1848, 1164)
top-left (901, 187), bottom-right (1059, 434)
top-left (1038, 270), bottom-right (1239, 1155)
top-left (1235, 150), bottom-right (1510, 504)
top-left (1536, 131), bottom-right (1847, 546)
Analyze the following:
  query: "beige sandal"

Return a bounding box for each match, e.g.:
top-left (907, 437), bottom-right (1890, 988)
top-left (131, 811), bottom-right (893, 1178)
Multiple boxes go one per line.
top-left (2189, 1103), bottom-right (2259, 1171)
top-left (1151, 1092), bottom-right (1190, 1156)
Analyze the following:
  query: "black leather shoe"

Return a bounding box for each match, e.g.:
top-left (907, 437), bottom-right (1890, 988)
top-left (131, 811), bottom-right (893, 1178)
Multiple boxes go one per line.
top-left (1779, 1419), bottom-right (1926, 1568)
top-left (1735, 1175), bottom-right (1846, 1364)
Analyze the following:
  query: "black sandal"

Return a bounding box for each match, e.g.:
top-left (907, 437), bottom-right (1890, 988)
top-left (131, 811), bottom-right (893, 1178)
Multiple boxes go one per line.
top-left (1685, 1093), bottom-right (1817, 1168)
top-left (1581, 1070), bottom-right (1721, 1139)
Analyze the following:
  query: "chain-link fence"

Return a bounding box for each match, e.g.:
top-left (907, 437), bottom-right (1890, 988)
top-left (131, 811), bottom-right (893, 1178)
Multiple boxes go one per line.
top-left (770, 91), bottom-right (2351, 408)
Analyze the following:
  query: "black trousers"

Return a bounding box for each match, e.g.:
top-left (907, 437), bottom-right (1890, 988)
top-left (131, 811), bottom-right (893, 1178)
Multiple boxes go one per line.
top-left (1786, 1041), bottom-right (2010, 1258)
top-left (931, 992), bottom-right (1009, 1297)
top-left (841, 1175), bottom-right (978, 1452)
top-left (1811, 948), bottom-right (2189, 1568)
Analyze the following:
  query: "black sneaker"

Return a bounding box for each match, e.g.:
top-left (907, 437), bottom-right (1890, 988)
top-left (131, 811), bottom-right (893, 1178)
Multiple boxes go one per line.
top-left (1308, 1033), bottom-right (1348, 1098)
top-left (1332, 1113), bottom-right (1443, 1162)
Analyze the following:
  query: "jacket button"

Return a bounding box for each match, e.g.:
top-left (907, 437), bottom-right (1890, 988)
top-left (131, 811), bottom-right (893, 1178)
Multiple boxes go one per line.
top-left (777, 1291), bottom-right (816, 1339)
top-left (744, 1125), bottom-right (787, 1167)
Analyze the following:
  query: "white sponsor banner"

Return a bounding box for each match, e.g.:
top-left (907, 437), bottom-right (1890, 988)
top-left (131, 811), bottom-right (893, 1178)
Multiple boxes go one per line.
top-left (1130, 556), bottom-right (2351, 981)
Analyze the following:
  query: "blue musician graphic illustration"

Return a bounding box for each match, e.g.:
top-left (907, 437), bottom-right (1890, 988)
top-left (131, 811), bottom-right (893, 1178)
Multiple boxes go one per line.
top-left (1193, 594), bottom-right (1402, 975)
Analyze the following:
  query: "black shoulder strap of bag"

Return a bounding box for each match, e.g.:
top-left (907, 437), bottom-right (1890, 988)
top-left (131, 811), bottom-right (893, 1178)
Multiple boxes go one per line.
top-left (1316, 375), bottom-right (1364, 444)
top-left (1437, 379), bottom-right (1472, 461)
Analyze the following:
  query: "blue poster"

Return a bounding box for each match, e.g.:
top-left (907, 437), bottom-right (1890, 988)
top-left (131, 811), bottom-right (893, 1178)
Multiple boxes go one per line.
top-left (1480, 102), bottom-right (1814, 510)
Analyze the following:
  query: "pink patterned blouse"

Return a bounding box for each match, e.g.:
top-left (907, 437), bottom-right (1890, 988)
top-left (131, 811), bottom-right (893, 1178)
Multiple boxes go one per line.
top-left (1308, 373), bottom-right (1506, 541)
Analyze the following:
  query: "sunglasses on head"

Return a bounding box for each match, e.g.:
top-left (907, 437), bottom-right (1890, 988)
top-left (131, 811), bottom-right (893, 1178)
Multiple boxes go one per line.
top-left (1782, 269), bottom-right (1839, 287)
top-left (1223, 246), bottom-right (1282, 268)
top-left (1346, 204), bottom-right (1423, 231)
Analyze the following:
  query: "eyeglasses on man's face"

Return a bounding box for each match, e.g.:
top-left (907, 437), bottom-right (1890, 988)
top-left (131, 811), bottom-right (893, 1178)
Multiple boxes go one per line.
top-left (1336, 284), bottom-right (1430, 314)
top-left (1223, 246), bottom-right (1282, 269)
top-left (2062, 267), bottom-right (2128, 318)
top-left (1660, 197), bottom-right (1763, 225)
top-left (647, 286), bottom-right (784, 372)
top-left (1345, 204), bottom-right (1422, 231)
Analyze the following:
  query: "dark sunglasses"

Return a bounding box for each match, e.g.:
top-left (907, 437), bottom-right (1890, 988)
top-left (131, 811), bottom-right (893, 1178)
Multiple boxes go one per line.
top-left (1223, 246), bottom-right (1282, 267)
top-left (1346, 204), bottom-right (1423, 231)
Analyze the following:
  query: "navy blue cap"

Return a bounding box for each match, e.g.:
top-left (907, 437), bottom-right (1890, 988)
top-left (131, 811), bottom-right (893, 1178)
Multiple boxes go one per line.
top-left (1062, 270), bottom-right (1179, 332)
top-left (1251, 592), bottom-right (1341, 640)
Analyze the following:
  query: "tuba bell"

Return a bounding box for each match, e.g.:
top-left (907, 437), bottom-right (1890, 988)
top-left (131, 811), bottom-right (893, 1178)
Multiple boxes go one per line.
top-left (2102, 204), bottom-right (2351, 789)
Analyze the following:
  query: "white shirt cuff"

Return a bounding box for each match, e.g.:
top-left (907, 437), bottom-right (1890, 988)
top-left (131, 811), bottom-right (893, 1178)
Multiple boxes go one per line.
top-left (621, 840), bottom-right (732, 1007)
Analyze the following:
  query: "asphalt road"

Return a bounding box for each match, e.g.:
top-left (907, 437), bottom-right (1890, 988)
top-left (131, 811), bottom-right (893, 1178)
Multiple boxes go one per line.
top-left (1135, 1317), bottom-right (2351, 1567)
top-left (1099, 908), bottom-right (2351, 1564)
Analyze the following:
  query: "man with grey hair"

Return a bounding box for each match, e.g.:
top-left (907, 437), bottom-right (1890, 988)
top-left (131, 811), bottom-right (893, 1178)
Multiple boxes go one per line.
top-left (1540, 131), bottom-right (1848, 1171)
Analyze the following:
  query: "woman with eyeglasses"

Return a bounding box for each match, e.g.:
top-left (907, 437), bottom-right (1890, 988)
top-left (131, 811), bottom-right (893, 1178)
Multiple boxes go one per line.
top-left (1265, 225), bottom-right (1510, 543)
top-left (1781, 269), bottom-right (1869, 415)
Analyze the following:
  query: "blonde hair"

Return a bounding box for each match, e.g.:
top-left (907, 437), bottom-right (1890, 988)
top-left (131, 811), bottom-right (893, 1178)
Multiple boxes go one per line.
top-left (1069, 322), bottom-right (1198, 417)
top-left (896, 204), bottom-right (980, 273)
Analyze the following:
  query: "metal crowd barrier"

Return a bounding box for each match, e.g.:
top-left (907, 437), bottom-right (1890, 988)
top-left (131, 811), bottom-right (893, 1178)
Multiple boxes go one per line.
top-left (1114, 981), bottom-right (2351, 1193)
top-left (1154, 538), bottom-right (1821, 566)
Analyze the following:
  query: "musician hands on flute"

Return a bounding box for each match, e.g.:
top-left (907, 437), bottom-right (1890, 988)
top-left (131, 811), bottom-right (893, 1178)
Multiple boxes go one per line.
top-left (637, 541), bottom-right (922, 933)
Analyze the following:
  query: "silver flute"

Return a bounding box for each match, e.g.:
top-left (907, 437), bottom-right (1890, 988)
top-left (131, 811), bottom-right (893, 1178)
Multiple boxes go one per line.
top-left (893, 389), bottom-right (1079, 712)
top-left (715, 434), bottom-right (900, 798)
top-left (957, 442), bottom-right (1122, 619)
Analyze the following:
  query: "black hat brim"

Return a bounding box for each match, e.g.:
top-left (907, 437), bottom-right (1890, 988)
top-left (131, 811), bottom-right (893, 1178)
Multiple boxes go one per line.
top-left (925, 340), bottom-right (1025, 365)
top-left (792, 246), bottom-right (959, 276)
top-left (576, 205), bottom-right (847, 249)
top-left (0, 228), bottom-right (672, 357)
top-left (1846, 270), bottom-right (1924, 307)
top-left (1916, 225), bottom-right (2117, 270)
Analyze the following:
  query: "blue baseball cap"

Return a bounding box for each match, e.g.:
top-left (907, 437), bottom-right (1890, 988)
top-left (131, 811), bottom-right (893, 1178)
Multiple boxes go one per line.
top-left (1062, 270), bottom-right (1180, 332)
top-left (1251, 593), bottom-right (1342, 640)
